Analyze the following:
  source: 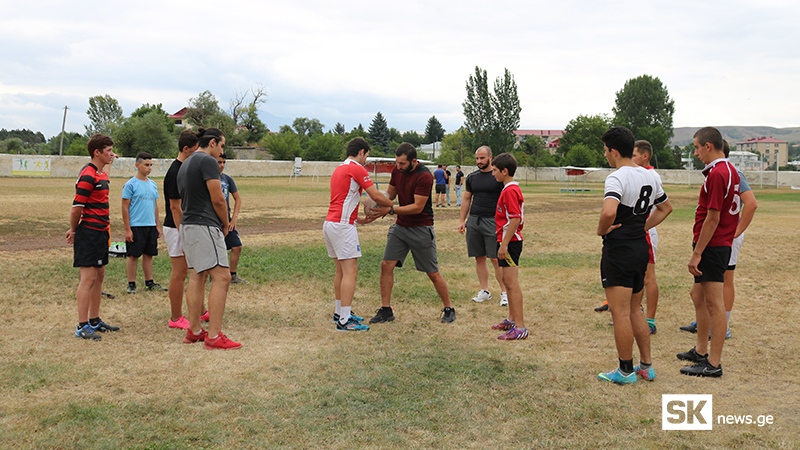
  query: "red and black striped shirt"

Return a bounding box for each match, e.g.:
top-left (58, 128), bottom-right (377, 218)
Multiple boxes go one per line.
top-left (73, 163), bottom-right (110, 231)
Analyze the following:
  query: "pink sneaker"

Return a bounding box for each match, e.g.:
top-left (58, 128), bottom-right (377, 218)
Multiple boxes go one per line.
top-left (183, 328), bottom-right (207, 344)
top-left (169, 316), bottom-right (190, 329)
top-left (497, 327), bottom-right (528, 340)
top-left (491, 319), bottom-right (515, 331)
top-left (200, 310), bottom-right (210, 322)
top-left (204, 332), bottom-right (242, 350)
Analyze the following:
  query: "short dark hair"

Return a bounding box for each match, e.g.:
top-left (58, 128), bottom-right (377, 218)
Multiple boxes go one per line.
top-left (395, 142), bottom-right (417, 161)
top-left (87, 134), bottom-right (113, 158)
top-left (135, 152), bottom-right (152, 163)
top-left (346, 137), bottom-right (370, 157)
top-left (219, 153), bottom-right (228, 160)
top-left (693, 126), bottom-right (723, 151)
top-left (197, 127), bottom-right (225, 148)
top-left (456, 165), bottom-right (461, 169)
top-left (723, 140), bottom-right (730, 158)
top-left (492, 153), bottom-right (517, 176)
top-left (601, 126), bottom-right (635, 158)
top-left (178, 129), bottom-right (199, 151)
top-left (633, 140), bottom-right (653, 158)
top-left (437, 164), bottom-right (443, 168)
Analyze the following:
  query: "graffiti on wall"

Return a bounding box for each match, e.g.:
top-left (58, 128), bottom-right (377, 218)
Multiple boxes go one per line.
top-left (12, 158), bottom-right (51, 176)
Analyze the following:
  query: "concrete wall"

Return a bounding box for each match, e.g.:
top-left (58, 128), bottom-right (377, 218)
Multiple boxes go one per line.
top-left (2, 154), bottom-right (798, 187)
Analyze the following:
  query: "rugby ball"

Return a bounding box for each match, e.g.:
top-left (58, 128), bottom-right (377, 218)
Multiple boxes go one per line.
top-left (363, 190), bottom-right (390, 216)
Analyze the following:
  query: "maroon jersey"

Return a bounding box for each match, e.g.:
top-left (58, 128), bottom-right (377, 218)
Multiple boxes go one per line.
top-left (389, 163), bottom-right (434, 227)
top-left (73, 163), bottom-right (110, 231)
top-left (694, 159), bottom-right (739, 247)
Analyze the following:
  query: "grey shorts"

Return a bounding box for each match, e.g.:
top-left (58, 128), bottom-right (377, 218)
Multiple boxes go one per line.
top-left (383, 224), bottom-right (439, 273)
top-left (180, 224), bottom-right (229, 273)
top-left (466, 215), bottom-right (498, 259)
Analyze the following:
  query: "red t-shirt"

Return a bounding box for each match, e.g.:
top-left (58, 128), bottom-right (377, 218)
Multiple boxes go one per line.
top-left (389, 163), bottom-right (434, 227)
top-left (326, 159), bottom-right (374, 225)
top-left (694, 159), bottom-right (740, 247)
top-left (73, 163), bottom-right (110, 231)
top-left (495, 182), bottom-right (524, 242)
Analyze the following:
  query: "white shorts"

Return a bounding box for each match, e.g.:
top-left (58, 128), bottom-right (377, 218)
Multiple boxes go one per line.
top-left (647, 227), bottom-right (658, 263)
top-left (729, 233), bottom-right (744, 267)
top-left (163, 226), bottom-right (184, 257)
top-left (180, 224), bottom-right (229, 273)
top-left (323, 221), bottom-right (361, 260)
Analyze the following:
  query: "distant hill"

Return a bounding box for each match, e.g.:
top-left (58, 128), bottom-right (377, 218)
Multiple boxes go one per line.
top-left (671, 126), bottom-right (800, 147)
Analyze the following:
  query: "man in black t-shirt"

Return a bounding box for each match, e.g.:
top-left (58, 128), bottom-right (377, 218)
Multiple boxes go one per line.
top-left (444, 165), bottom-right (452, 206)
top-left (454, 165), bottom-right (464, 206)
top-left (458, 146), bottom-right (508, 306)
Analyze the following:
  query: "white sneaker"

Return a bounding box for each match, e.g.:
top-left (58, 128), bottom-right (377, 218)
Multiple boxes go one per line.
top-left (472, 289), bottom-right (491, 303)
top-left (500, 292), bottom-right (508, 306)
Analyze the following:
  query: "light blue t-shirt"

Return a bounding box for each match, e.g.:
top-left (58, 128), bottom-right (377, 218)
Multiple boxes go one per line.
top-left (738, 169), bottom-right (751, 193)
top-left (122, 177), bottom-right (159, 227)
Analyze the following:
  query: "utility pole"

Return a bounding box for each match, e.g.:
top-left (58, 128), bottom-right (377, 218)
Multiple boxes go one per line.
top-left (59, 106), bottom-right (69, 155)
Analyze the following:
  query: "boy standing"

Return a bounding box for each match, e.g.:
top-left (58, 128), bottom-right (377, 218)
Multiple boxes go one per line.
top-left (489, 153), bottom-right (528, 340)
top-left (162, 130), bottom-right (199, 329)
top-left (324, 138), bottom-right (393, 331)
top-left (122, 152), bottom-right (167, 294)
top-left (66, 134), bottom-right (120, 340)
top-left (632, 141), bottom-right (661, 334)
top-left (678, 127), bottom-right (740, 377)
top-left (217, 153), bottom-right (247, 284)
top-left (596, 127), bottom-right (672, 384)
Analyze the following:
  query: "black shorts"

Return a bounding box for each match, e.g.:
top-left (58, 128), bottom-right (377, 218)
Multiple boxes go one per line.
top-left (693, 244), bottom-right (730, 283)
top-left (73, 224), bottom-right (109, 268)
top-left (497, 241), bottom-right (522, 267)
top-left (601, 238), bottom-right (649, 292)
top-left (225, 228), bottom-right (242, 250)
top-left (435, 184), bottom-right (446, 194)
top-left (126, 226), bottom-right (159, 258)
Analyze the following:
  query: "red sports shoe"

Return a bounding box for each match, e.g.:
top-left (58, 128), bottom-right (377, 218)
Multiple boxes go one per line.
top-left (183, 328), bottom-right (207, 344)
top-left (204, 332), bottom-right (242, 350)
top-left (200, 310), bottom-right (210, 322)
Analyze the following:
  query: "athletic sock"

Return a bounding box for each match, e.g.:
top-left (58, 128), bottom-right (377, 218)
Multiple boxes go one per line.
top-left (128, 281), bottom-right (136, 288)
top-left (230, 272), bottom-right (237, 277)
top-left (726, 311), bottom-right (732, 328)
top-left (335, 300), bottom-right (342, 317)
top-left (145, 280), bottom-right (154, 287)
top-left (79, 321), bottom-right (89, 329)
top-left (619, 358), bottom-right (634, 375)
top-left (339, 306), bottom-right (351, 325)
top-left (647, 318), bottom-right (656, 326)
top-left (89, 317), bottom-right (101, 326)
top-left (192, 329), bottom-right (203, 336)
top-left (638, 361), bottom-right (652, 370)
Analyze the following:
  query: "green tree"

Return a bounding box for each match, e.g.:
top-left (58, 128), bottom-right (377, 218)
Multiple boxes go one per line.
top-left (85, 95), bottom-right (123, 137)
top-left (239, 103), bottom-right (267, 143)
top-left (64, 136), bottom-right (89, 156)
top-left (439, 128), bottom-right (473, 165)
top-left (612, 74), bottom-right (676, 168)
top-left (424, 116), bottom-right (445, 144)
top-left (564, 144), bottom-right (600, 167)
top-left (369, 112), bottom-right (390, 152)
top-left (186, 90), bottom-right (222, 127)
top-left (130, 103), bottom-right (175, 133)
top-left (261, 131), bottom-right (302, 160)
top-left (114, 111), bottom-right (177, 159)
top-left (334, 122), bottom-right (346, 135)
top-left (401, 130), bottom-right (422, 147)
top-left (293, 117), bottom-right (325, 137)
top-left (0, 138), bottom-right (24, 154)
top-left (559, 114), bottom-right (611, 166)
top-left (389, 127), bottom-right (402, 144)
top-left (49, 131), bottom-right (82, 155)
top-left (462, 66), bottom-right (521, 153)
top-left (305, 132), bottom-right (344, 161)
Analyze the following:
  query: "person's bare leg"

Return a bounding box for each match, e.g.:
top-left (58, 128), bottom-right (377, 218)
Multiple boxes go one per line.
top-left (490, 257), bottom-right (507, 293)
top-left (475, 256), bottom-right (490, 291)
top-left (702, 281), bottom-right (726, 367)
top-left (630, 289), bottom-right (651, 364)
top-left (186, 268), bottom-right (207, 333)
top-left (606, 286), bottom-right (634, 361)
top-left (126, 256), bottom-right (138, 283)
top-left (169, 256), bottom-right (188, 321)
top-left (380, 260), bottom-right (398, 307)
top-left (206, 265), bottom-right (231, 338)
top-left (427, 271), bottom-right (452, 308)
top-left (142, 254), bottom-right (154, 281)
top-left (338, 258), bottom-right (358, 308)
top-left (503, 267), bottom-right (522, 327)
top-left (644, 263), bottom-right (658, 320)
top-left (229, 246), bottom-right (241, 273)
top-left (691, 282), bottom-right (710, 356)
top-left (77, 267), bottom-right (99, 322)
top-left (88, 266), bottom-right (104, 319)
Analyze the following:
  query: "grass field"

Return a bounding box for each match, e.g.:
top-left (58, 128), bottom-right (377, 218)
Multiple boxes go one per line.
top-left (0, 176), bottom-right (798, 449)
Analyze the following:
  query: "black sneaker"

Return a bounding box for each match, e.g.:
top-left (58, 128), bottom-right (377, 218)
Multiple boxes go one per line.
top-left (440, 307), bottom-right (456, 323)
top-left (91, 320), bottom-right (120, 333)
top-left (680, 359), bottom-right (723, 377)
top-left (369, 307), bottom-right (395, 324)
top-left (680, 321), bottom-right (698, 333)
top-left (145, 282), bottom-right (168, 291)
top-left (676, 347), bottom-right (707, 362)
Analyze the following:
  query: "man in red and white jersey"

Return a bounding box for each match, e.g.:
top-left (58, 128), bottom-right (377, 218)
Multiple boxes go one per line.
top-left (324, 138), bottom-right (393, 331)
top-left (678, 126), bottom-right (740, 378)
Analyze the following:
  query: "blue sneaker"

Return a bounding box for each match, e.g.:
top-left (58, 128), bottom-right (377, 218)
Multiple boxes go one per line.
top-left (597, 367), bottom-right (637, 384)
top-left (336, 317), bottom-right (370, 331)
top-left (75, 324), bottom-right (102, 340)
top-left (634, 364), bottom-right (656, 381)
top-left (333, 313), bottom-right (364, 323)
top-left (726, 327), bottom-right (731, 339)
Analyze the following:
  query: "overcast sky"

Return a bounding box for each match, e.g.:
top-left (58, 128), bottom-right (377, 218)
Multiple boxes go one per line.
top-left (2, 0), bottom-right (799, 139)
